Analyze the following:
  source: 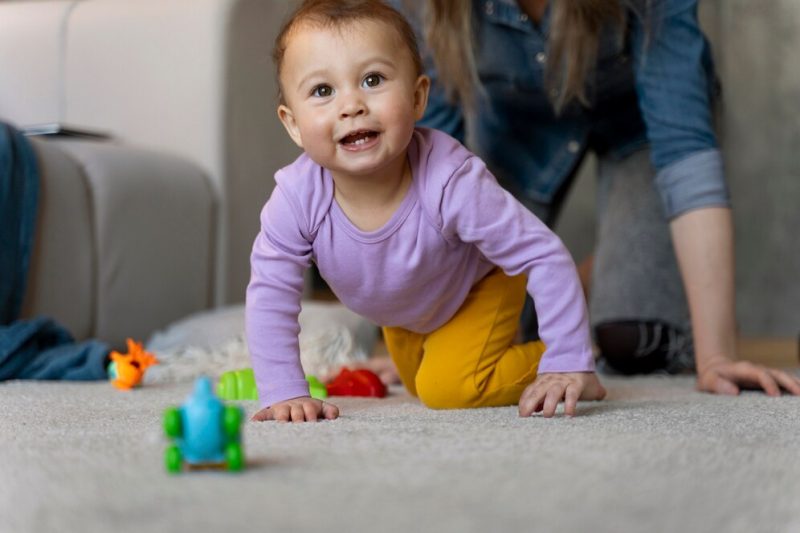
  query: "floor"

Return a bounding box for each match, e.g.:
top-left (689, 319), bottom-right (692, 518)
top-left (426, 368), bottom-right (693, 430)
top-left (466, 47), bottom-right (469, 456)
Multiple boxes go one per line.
top-left (2, 373), bottom-right (800, 533)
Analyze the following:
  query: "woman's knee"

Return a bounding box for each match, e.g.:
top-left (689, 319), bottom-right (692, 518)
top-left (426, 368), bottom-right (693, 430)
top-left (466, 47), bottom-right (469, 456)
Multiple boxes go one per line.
top-left (595, 320), bottom-right (694, 375)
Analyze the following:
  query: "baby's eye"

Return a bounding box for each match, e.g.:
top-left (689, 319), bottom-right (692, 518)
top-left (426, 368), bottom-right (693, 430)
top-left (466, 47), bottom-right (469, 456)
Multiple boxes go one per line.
top-left (362, 73), bottom-right (384, 88)
top-left (311, 84), bottom-right (333, 97)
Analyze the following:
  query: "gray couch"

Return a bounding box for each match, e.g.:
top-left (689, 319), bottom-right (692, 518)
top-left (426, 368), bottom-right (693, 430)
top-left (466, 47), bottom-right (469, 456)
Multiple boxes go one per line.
top-left (0, 0), bottom-right (301, 347)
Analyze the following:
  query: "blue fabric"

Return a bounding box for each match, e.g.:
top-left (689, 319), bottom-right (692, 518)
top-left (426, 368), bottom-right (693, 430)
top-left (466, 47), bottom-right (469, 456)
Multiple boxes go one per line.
top-left (0, 317), bottom-right (109, 380)
top-left (0, 122), bottom-right (39, 323)
top-left (392, 0), bottom-right (730, 219)
top-left (654, 148), bottom-right (729, 218)
top-left (0, 121), bottom-right (110, 381)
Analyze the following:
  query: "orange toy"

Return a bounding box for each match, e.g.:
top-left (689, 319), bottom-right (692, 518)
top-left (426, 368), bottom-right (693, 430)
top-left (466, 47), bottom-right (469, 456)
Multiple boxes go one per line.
top-left (107, 338), bottom-right (159, 390)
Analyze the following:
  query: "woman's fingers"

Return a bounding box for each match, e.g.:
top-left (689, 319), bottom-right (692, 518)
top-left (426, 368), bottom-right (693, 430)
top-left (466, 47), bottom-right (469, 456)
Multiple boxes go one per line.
top-left (711, 374), bottom-right (739, 395)
top-left (771, 370), bottom-right (800, 395)
top-left (753, 368), bottom-right (781, 397)
top-left (720, 361), bottom-right (780, 396)
top-left (699, 360), bottom-right (800, 396)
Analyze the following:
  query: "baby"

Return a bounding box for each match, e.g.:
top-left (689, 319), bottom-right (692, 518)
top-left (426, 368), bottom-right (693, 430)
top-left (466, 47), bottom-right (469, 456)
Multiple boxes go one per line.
top-left (246, 0), bottom-right (606, 422)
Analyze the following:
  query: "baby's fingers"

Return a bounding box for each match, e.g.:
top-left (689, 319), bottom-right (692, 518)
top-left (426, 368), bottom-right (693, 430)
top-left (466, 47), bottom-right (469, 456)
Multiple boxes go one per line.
top-left (321, 401), bottom-right (340, 420)
top-left (302, 402), bottom-right (321, 422)
top-left (274, 405), bottom-right (293, 422)
top-left (290, 403), bottom-right (307, 422)
top-left (563, 383), bottom-right (582, 417)
top-left (518, 383), bottom-right (546, 417)
top-left (541, 384), bottom-right (566, 418)
top-left (251, 407), bottom-right (274, 422)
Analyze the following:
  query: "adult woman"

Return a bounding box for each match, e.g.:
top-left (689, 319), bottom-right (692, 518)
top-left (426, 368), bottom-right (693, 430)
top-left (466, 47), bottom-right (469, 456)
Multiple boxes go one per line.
top-left (390, 0), bottom-right (800, 395)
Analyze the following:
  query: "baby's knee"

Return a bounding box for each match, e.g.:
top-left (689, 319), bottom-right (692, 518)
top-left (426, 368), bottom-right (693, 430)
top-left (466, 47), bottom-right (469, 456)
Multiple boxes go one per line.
top-left (414, 369), bottom-right (479, 410)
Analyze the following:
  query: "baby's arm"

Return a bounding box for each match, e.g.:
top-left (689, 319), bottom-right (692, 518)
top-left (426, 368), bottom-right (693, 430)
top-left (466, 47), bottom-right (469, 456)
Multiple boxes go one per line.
top-left (439, 154), bottom-right (602, 415)
top-left (246, 184), bottom-right (340, 422)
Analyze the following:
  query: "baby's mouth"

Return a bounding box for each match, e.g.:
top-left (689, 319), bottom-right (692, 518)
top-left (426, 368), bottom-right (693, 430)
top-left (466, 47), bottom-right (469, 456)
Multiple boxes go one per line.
top-left (339, 130), bottom-right (379, 146)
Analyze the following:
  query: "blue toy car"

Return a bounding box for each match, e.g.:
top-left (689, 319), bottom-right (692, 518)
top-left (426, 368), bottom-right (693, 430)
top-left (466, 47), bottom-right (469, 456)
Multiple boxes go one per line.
top-left (163, 376), bottom-right (245, 473)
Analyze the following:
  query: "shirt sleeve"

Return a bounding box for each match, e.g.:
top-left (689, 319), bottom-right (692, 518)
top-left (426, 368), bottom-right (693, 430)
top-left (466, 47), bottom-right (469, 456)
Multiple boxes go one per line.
top-left (245, 184), bottom-right (312, 407)
top-left (631, 0), bottom-right (730, 219)
top-left (439, 156), bottom-right (595, 373)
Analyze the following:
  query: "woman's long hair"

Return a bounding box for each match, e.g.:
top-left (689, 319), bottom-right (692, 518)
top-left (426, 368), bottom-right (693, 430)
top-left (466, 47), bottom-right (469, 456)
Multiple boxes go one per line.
top-left (425, 0), bottom-right (630, 113)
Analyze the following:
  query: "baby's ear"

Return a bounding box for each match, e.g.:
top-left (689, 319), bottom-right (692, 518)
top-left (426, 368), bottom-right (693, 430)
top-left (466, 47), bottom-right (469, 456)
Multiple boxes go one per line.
top-left (277, 105), bottom-right (304, 148)
top-left (413, 75), bottom-right (431, 121)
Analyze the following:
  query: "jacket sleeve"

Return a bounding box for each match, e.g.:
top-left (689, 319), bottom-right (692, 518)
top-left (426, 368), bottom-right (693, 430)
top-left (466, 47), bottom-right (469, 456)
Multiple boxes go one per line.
top-left (245, 184), bottom-right (312, 407)
top-left (439, 156), bottom-right (595, 373)
top-left (631, 0), bottom-right (730, 218)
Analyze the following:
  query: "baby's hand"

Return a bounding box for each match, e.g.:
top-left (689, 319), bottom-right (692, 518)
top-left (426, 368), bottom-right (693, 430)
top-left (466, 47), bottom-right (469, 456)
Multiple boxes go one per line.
top-left (252, 396), bottom-right (339, 423)
top-left (518, 372), bottom-right (606, 418)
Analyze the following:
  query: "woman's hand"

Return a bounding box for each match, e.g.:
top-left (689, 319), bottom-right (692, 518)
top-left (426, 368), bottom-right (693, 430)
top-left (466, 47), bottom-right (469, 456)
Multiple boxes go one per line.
top-left (518, 372), bottom-right (607, 418)
top-left (252, 396), bottom-right (339, 422)
top-left (696, 358), bottom-right (800, 396)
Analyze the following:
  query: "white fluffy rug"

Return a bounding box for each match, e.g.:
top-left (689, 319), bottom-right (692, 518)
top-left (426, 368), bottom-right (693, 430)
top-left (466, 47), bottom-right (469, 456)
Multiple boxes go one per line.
top-left (144, 302), bottom-right (379, 384)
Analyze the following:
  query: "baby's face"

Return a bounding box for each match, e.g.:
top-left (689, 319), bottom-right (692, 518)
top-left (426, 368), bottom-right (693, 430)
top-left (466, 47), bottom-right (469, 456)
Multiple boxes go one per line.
top-left (277, 19), bottom-right (429, 181)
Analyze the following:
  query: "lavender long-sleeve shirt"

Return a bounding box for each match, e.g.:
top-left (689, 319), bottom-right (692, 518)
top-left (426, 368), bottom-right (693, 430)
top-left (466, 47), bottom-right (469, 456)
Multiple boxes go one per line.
top-left (246, 128), bottom-right (594, 407)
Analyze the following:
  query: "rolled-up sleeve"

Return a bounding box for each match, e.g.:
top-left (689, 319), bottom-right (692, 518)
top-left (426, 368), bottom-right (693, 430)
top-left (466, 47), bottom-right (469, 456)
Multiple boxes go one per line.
top-left (655, 148), bottom-right (728, 218)
top-left (632, 0), bottom-right (730, 219)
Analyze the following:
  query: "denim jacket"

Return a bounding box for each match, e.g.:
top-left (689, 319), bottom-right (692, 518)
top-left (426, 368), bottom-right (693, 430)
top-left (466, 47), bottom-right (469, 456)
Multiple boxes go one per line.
top-left (394, 0), bottom-right (730, 219)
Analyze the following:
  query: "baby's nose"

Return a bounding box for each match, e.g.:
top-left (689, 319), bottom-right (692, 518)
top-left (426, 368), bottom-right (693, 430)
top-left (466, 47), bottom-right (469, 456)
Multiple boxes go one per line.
top-left (339, 92), bottom-right (367, 118)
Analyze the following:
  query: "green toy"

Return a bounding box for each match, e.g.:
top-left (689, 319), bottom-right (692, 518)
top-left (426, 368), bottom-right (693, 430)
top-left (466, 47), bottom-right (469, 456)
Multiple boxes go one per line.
top-left (306, 375), bottom-right (328, 399)
top-left (217, 368), bottom-right (327, 401)
top-left (217, 368), bottom-right (258, 401)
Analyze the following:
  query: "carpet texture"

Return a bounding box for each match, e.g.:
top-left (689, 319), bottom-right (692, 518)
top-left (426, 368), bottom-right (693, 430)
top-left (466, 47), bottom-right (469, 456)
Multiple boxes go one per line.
top-left (1, 375), bottom-right (799, 533)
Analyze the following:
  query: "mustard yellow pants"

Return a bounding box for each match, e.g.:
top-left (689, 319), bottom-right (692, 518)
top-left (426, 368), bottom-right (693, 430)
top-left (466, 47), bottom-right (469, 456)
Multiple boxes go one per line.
top-left (382, 268), bottom-right (546, 409)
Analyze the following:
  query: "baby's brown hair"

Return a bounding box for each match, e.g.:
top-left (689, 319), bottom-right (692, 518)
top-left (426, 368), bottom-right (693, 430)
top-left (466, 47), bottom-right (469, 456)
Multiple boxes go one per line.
top-left (273, 0), bottom-right (423, 101)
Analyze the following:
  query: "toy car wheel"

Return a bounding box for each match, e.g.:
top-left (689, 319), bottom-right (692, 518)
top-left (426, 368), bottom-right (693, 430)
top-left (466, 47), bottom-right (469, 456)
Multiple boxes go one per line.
top-left (225, 442), bottom-right (244, 471)
top-left (163, 407), bottom-right (182, 438)
top-left (222, 405), bottom-right (243, 437)
top-left (165, 445), bottom-right (182, 473)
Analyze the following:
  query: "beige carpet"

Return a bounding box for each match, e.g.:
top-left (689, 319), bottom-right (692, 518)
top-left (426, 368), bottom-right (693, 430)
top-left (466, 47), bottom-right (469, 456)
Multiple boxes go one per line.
top-left (2, 374), bottom-right (799, 533)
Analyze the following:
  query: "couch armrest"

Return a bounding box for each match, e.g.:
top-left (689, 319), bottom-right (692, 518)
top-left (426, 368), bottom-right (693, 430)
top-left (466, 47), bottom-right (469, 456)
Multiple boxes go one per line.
top-left (22, 139), bottom-right (215, 347)
top-left (22, 137), bottom-right (94, 340)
